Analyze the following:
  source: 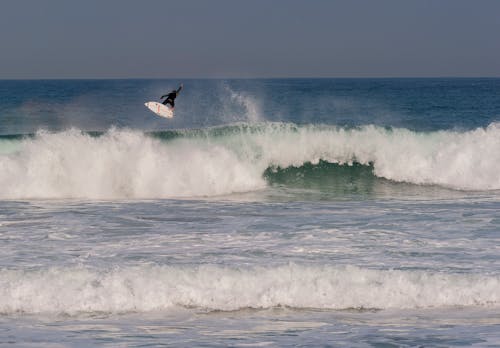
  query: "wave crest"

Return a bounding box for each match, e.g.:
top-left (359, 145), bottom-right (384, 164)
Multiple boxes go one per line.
top-left (1, 264), bottom-right (499, 314)
top-left (1, 123), bottom-right (499, 199)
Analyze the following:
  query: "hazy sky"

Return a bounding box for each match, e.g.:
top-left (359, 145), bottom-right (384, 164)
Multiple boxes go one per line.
top-left (1, 0), bottom-right (499, 78)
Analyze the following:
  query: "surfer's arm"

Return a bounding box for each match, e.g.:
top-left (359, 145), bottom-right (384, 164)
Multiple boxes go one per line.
top-left (176, 84), bottom-right (183, 94)
top-left (160, 94), bottom-right (168, 99)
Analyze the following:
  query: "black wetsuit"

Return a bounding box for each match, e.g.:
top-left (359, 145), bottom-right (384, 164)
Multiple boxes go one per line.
top-left (161, 85), bottom-right (183, 108)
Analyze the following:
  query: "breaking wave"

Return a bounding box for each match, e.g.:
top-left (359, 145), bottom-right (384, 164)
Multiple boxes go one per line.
top-left (0, 264), bottom-right (499, 314)
top-left (0, 122), bottom-right (500, 199)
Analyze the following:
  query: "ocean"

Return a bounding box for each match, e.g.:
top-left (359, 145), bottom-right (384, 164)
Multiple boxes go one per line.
top-left (1, 78), bottom-right (500, 347)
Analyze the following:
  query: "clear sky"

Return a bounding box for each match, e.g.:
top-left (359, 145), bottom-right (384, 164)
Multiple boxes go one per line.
top-left (1, 0), bottom-right (499, 79)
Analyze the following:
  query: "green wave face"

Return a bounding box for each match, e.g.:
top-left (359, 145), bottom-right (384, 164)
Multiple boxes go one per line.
top-left (264, 161), bottom-right (377, 193)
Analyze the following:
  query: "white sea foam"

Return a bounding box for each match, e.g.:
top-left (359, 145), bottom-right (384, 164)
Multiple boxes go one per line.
top-left (256, 122), bottom-right (500, 190)
top-left (0, 123), bottom-right (499, 199)
top-left (0, 264), bottom-right (499, 314)
top-left (0, 128), bottom-right (265, 199)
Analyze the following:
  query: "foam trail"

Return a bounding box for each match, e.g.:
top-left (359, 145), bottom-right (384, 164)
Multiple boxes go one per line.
top-left (0, 264), bottom-right (499, 314)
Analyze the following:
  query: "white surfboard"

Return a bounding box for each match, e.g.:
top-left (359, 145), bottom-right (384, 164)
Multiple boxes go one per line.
top-left (145, 101), bottom-right (174, 119)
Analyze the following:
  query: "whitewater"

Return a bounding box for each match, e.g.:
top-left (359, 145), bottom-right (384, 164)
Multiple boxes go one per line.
top-left (1, 122), bottom-right (500, 200)
top-left (2, 264), bottom-right (500, 314)
top-left (1, 78), bottom-right (500, 346)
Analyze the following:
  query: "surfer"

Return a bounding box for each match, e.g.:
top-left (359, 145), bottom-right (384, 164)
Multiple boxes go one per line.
top-left (161, 84), bottom-right (183, 109)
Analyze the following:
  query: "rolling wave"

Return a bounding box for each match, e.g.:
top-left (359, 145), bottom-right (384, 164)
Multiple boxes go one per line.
top-left (0, 264), bottom-right (499, 314)
top-left (0, 122), bottom-right (499, 199)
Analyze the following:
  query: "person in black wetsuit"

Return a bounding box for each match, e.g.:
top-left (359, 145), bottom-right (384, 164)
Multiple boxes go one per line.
top-left (160, 84), bottom-right (183, 109)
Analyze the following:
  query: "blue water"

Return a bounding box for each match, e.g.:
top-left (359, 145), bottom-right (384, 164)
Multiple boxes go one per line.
top-left (2, 78), bottom-right (500, 135)
top-left (1, 78), bottom-right (500, 347)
